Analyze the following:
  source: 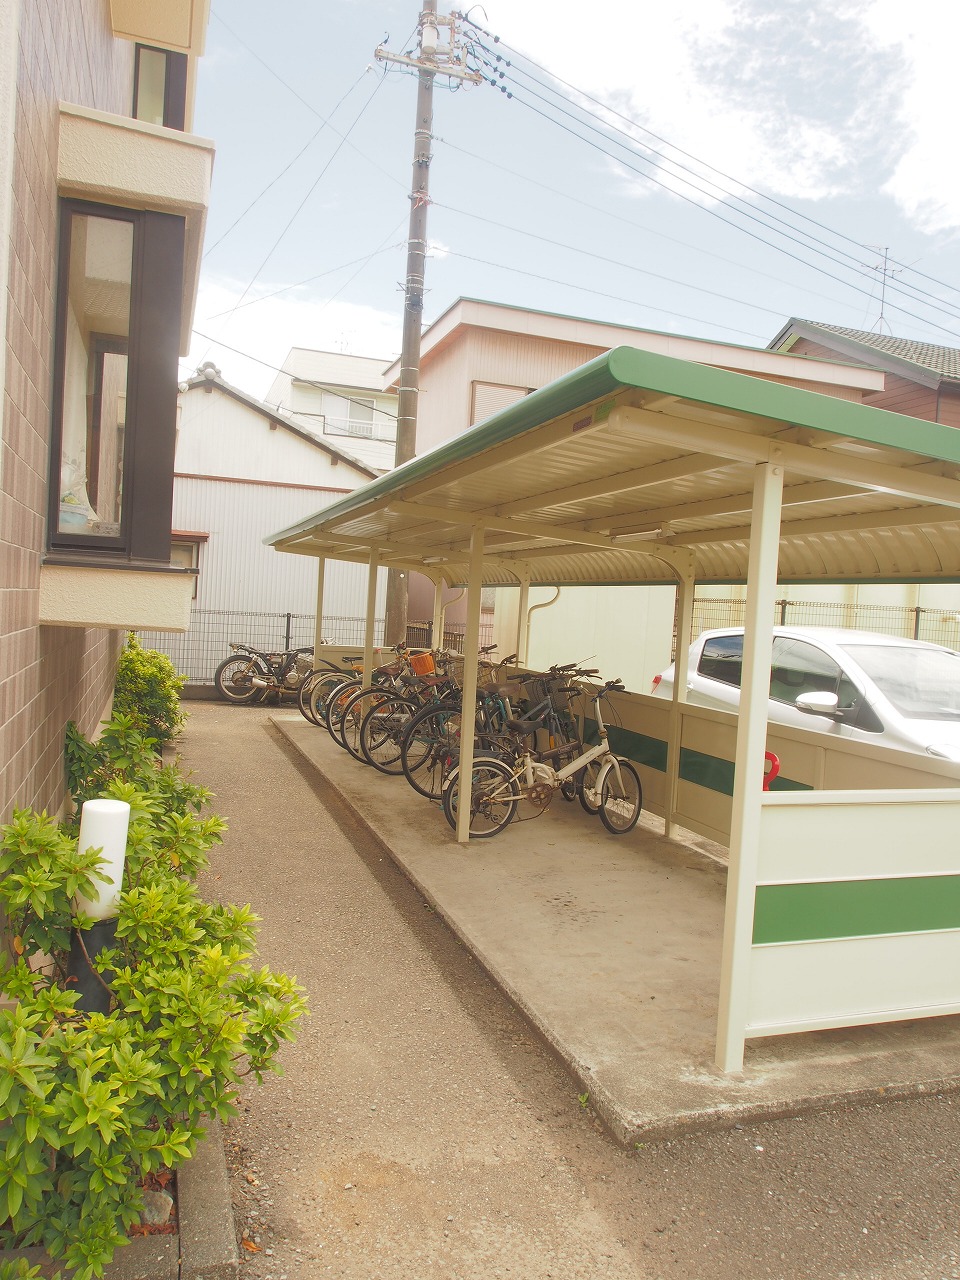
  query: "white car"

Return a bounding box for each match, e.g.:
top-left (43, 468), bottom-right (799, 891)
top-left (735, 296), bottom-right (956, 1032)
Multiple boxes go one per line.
top-left (650, 626), bottom-right (960, 761)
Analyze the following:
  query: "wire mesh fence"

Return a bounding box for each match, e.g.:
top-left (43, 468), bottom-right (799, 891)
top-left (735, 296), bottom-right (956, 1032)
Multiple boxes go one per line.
top-left (142, 598), bottom-right (960, 686)
top-left (406, 619), bottom-right (495, 653)
top-left (683, 597), bottom-right (960, 654)
top-left (138, 609), bottom-right (386, 685)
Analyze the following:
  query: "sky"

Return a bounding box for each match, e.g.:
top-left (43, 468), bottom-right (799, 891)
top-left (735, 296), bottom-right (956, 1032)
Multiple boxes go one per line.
top-left (184, 0), bottom-right (960, 401)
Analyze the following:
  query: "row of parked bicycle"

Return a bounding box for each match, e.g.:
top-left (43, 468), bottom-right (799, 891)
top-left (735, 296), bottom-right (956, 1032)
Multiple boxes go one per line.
top-left (211, 640), bottom-right (641, 837)
top-left (280, 642), bottom-right (644, 839)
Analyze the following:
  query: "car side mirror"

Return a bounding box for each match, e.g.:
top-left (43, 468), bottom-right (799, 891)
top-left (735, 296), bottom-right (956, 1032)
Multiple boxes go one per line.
top-left (795, 690), bottom-right (844, 720)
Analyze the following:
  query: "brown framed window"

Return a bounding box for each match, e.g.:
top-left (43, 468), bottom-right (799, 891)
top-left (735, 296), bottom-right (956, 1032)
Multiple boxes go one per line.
top-left (133, 44), bottom-right (187, 131)
top-left (48, 200), bottom-right (185, 564)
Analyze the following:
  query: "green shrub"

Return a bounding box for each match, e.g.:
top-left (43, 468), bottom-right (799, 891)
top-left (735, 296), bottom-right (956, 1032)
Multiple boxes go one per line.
top-left (113, 634), bottom-right (185, 746)
top-left (0, 719), bottom-right (306, 1279)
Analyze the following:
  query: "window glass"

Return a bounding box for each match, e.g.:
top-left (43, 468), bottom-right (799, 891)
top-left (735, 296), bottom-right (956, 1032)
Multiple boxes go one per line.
top-left (170, 538), bottom-right (200, 599)
top-left (698, 634), bottom-right (743, 687)
top-left (770, 637), bottom-right (848, 704)
top-left (133, 46), bottom-right (187, 130)
top-left (321, 393), bottom-right (377, 438)
top-left (841, 643), bottom-right (960, 721)
top-left (134, 47), bottom-right (167, 125)
top-left (57, 213), bottom-right (132, 539)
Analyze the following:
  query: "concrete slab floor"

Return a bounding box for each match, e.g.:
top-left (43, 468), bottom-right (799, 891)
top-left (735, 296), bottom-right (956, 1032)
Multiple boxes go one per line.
top-left (274, 713), bottom-right (960, 1145)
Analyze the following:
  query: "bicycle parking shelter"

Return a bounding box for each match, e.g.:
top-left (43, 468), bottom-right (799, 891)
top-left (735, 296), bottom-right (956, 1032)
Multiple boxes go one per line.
top-left (267, 346), bottom-right (960, 1073)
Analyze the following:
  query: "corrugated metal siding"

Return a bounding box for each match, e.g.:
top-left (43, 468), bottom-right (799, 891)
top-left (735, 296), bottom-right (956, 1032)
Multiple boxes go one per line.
top-left (178, 389), bottom-right (367, 485)
top-left (466, 329), bottom-right (604, 390)
top-left (173, 477), bottom-right (386, 615)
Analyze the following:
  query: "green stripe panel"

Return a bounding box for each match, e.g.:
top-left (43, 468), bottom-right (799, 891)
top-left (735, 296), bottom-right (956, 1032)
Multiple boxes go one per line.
top-left (753, 875), bottom-right (960, 944)
top-left (582, 718), bottom-right (809, 792)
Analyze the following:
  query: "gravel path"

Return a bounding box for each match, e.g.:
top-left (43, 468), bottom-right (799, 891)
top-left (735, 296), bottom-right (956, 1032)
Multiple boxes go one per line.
top-left (180, 702), bottom-right (960, 1280)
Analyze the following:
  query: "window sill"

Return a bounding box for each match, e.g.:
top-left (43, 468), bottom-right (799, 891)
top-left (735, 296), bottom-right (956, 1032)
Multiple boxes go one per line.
top-left (39, 561), bottom-right (195, 631)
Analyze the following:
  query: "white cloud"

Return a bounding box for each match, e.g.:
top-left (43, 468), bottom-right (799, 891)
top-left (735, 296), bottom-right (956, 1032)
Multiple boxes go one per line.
top-left (862, 0), bottom-right (960, 233)
top-left (477, 0), bottom-right (960, 229)
top-left (185, 277), bottom-right (403, 399)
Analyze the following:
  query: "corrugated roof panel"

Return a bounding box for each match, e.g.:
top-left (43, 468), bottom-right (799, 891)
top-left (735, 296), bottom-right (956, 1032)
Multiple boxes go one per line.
top-left (267, 347), bottom-right (960, 588)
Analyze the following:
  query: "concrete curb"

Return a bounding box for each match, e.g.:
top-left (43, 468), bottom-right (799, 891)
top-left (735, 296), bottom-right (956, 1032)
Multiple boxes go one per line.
top-left (0, 1122), bottom-right (238, 1280)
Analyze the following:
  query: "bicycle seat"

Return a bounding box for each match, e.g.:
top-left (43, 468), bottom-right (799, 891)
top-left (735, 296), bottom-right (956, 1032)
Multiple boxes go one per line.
top-left (503, 713), bottom-right (549, 736)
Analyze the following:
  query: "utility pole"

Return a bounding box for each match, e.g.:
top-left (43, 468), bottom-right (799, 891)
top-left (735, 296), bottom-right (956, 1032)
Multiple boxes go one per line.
top-left (376, 5), bottom-right (480, 643)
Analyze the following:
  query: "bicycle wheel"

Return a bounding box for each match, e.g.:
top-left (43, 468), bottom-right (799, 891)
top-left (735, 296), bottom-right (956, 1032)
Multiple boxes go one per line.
top-left (597, 758), bottom-right (642, 834)
top-left (324, 678), bottom-right (362, 746)
top-left (340, 687), bottom-right (391, 762)
top-left (298, 668), bottom-right (340, 723)
top-left (442, 756), bottom-right (519, 838)
top-left (401, 703), bottom-right (463, 799)
top-left (214, 655), bottom-right (267, 704)
top-left (360, 695), bottom-right (419, 774)
top-left (306, 671), bottom-right (352, 726)
top-left (578, 759), bottom-right (602, 814)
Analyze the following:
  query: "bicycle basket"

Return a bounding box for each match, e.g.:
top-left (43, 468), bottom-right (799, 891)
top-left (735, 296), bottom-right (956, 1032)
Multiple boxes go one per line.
top-left (519, 675), bottom-right (549, 706)
top-left (409, 650), bottom-right (436, 676)
top-left (441, 654), bottom-right (465, 684)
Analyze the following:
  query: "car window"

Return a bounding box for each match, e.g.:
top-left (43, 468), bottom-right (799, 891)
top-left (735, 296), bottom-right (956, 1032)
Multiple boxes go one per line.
top-left (697, 635), bottom-right (743, 687)
top-left (769, 637), bottom-right (847, 704)
top-left (841, 643), bottom-right (960, 721)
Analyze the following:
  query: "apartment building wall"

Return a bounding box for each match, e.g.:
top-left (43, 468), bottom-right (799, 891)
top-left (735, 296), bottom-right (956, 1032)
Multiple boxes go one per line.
top-left (0, 3), bottom-right (142, 816)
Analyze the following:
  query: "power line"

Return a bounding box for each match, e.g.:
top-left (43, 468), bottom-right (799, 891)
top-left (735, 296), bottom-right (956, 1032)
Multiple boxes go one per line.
top-left (431, 249), bottom-right (770, 343)
top-left (203, 69), bottom-right (374, 259)
top-left (185, 330), bottom-right (400, 419)
top-left (217, 75), bottom-right (387, 321)
top-left (461, 23), bottom-right (960, 340)
top-left (434, 136), bottom-right (855, 314)
top-left (432, 200), bottom-right (789, 319)
top-left (462, 18), bottom-right (960, 310)
top-left (202, 238), bottom-right (407, 318)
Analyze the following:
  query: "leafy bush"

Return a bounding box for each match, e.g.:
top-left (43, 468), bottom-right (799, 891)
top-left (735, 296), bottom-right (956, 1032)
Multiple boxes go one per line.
top-left (112, 634), bottom-right (185, 746)
top-left (0, 716), bottom-right (306, 1279)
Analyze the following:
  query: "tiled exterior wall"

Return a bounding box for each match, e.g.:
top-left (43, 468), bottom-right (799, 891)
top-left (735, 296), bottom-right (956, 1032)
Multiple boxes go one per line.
top-left (0, 1), bottom-right (134, 818)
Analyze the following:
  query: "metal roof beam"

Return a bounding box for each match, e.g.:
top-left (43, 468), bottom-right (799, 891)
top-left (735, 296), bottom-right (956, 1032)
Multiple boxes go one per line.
top-left (588, 478), bottom-right (876, 534)
top-left (488, 452), bottom-right (731, 518)
top-left (612, 407), bottom-right (960, 509)
top-left (666, 504), bottom-right (960, 548)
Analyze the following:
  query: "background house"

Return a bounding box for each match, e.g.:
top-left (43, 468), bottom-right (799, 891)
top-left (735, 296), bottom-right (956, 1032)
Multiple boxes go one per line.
top-left (769, 320), bottom-right (960, 424)
top-left (265, 348), bottom-right (398, 472)
top-left (0, 0), bottom-right (212, 819)
top-left (139, 364), bottom-right (385, 684)
top-left (379, 299), bottom-right (892, 687)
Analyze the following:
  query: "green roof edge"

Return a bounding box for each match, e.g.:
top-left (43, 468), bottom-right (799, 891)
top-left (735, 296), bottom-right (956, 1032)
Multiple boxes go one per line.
top-left (267, 346), bottom-right (960, 547)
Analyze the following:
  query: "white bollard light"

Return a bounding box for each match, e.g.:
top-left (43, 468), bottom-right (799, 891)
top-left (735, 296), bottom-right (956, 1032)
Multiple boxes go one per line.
top-left (74, 798), bottom-right (130, 920)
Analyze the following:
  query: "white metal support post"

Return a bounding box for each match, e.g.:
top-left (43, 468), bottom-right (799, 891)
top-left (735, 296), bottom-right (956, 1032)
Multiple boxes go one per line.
top-left (515, 574), bottom-right (530, 665)
top-left (665, 569), bottom-right (695, 838)
top-left (363, 547), bottom-right (381, 685)
top-left (455, 524), bottom-right (486, 844)
top-left (715, 461), bottom-right (784, 1073)
top-left (431, 578), bottom-right (444, 650)
top-left (313, 557), bottom-right (326, 660)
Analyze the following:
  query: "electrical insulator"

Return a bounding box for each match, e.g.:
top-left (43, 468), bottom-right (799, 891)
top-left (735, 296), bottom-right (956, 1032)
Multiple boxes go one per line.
top-left (421, 21), bottom-right (439, 55)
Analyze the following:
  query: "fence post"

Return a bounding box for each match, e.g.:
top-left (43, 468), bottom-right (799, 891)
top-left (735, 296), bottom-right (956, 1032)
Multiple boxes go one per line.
top-left (777, 598), bottom-right (788, 625)
top-left (914, 607), bottom-right (922, 640)
top-left (284, 613), bottom-right (292, 650)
